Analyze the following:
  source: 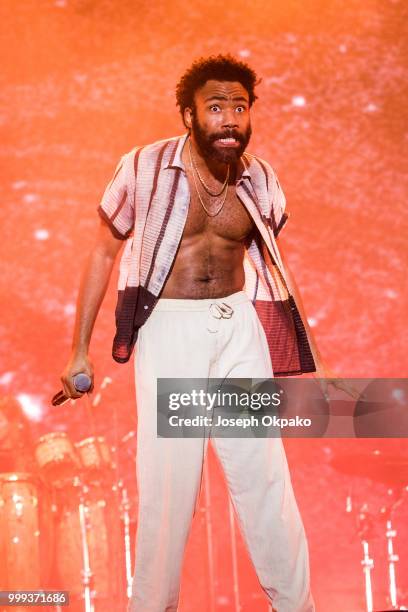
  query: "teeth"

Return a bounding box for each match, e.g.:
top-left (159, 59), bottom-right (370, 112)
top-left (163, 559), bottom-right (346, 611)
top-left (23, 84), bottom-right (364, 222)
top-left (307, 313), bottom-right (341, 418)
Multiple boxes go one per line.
top-left (219, 138), bottom-right (236, 143)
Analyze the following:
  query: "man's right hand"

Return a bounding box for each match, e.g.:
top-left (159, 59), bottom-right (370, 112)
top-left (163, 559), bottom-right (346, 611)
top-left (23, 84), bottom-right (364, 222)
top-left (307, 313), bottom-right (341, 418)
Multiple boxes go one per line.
top-left (61, 353), bottom-right (94, 399)
top-left (59, 219), bottom-right (122, 401)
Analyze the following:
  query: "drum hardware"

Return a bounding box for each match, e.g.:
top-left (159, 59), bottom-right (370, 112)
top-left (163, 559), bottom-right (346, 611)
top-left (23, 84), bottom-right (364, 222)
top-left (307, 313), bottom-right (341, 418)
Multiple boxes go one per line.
top-left (332, 450), bottom-right (408, 612)
top-left (35, 431), bottom-right (81, 485)
top-left (55, 474), bottom-right (125, 608)
top-left (78, 483), bottom-right (95, 612)
top-left (361, 539), bottom-right (374, 612)
top-left (54, 476), bottom-right (96, 610)
top-left (75, 435), bottom-right (113, 482)
top-left (385, 519), bottom-right (399, 610)
top-left (32, 424), bottom-right (127, 610)
top-left (355, 504), bottom-right (376, 612)
top-left (228, 495), bottom-right (241, 612)
top-left (0, 472), bottom-right (54, 597)
top-left (118, 480), bottom-right (133, 598)
top-left (203, 456), bottom-right (216, 612)
top-left (32, 379), bottom-right (137, 610)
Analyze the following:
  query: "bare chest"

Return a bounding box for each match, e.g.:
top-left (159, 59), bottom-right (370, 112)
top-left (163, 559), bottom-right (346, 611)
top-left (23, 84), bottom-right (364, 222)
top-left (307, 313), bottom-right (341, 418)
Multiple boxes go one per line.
top-left (183, 181), bottom-right (255, 242)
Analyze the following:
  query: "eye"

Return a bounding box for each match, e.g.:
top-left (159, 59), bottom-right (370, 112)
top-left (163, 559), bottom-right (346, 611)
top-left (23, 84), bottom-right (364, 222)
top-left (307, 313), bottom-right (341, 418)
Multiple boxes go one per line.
top-left (209, 104), bottom-right (221, 112)
top-left (236, 106), bottom-right (247, 113)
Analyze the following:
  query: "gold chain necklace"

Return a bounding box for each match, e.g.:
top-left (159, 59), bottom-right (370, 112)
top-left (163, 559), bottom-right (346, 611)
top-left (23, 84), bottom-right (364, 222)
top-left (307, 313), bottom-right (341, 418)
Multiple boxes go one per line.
top-left (188, 142), bottom-right (229, 217)
top-left (188, 138), bottom-right (230, 196)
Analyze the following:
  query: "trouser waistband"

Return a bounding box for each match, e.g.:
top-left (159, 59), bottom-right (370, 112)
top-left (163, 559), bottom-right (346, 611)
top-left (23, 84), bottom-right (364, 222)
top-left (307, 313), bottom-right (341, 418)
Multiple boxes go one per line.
top-left (153, 290), bottom-right (249, 312)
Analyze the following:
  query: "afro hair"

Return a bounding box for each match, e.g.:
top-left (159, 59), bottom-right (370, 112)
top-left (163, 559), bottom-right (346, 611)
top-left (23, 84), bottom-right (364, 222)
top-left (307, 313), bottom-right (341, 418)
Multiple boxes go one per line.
top-left (176, 54), bottom-right (259, 119)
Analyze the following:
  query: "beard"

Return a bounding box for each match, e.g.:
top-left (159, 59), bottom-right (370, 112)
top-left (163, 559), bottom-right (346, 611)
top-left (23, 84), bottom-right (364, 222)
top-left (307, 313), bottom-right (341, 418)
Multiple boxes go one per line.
top-left (191, 115), bottom-right (252, 165)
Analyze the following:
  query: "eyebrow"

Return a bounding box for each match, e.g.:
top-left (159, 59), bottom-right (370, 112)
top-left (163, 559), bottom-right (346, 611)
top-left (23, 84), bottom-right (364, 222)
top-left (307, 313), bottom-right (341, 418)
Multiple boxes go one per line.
top-left (204, 95), bottom-right (249, 103)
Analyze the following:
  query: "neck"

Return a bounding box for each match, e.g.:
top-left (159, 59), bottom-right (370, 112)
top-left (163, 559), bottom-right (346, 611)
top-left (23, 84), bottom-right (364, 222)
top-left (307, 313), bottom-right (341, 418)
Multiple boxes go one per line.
top-left (189, 133), bottom-right (234, 182)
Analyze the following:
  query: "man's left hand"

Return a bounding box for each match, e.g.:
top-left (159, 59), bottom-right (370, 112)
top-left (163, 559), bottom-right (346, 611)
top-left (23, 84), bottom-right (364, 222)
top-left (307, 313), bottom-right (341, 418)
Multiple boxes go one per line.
top-left (313, 363), bottom-right (361, 401)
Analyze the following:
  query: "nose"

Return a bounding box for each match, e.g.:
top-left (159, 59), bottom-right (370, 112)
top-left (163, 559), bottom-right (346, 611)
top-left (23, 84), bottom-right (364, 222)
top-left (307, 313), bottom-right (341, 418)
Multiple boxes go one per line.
top-left (222, 109), bottom-right (238, 128)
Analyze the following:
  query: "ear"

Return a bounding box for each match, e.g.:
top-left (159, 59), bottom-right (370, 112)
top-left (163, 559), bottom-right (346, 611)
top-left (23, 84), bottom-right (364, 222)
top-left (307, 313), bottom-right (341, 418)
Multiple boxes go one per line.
top-left (184, 106), bottom-right (193, 129)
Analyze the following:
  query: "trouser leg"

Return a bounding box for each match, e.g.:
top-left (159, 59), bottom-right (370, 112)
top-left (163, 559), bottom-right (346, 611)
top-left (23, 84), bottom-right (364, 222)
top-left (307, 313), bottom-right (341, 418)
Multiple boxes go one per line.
top-left (211, 435), bottom-right (314, 612)
top-left (209, 298), bottom-right (315, 612)
top-left (128, 308), bottom-right (210, 612)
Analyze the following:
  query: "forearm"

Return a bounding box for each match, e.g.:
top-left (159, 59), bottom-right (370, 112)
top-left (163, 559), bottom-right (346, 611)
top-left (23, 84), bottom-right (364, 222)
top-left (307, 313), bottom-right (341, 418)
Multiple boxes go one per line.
top-left (71, 246), bottom-right (116, 355)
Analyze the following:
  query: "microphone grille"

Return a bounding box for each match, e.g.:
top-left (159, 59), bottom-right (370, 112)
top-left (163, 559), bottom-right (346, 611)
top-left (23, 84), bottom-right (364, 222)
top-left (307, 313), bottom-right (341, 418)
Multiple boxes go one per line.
top-left (73, 373), bottom-right (92, 393)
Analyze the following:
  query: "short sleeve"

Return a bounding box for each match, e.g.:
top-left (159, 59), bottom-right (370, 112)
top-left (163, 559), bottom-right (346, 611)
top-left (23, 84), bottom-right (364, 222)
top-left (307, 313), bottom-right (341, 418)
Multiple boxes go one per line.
top-left (97, 154), bottom-right (134, 240)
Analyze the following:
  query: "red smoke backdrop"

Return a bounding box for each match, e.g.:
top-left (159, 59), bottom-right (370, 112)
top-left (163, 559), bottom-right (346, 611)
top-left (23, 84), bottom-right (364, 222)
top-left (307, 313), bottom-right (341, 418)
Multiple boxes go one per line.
top-left (0, 1), bottom-right (407, 610)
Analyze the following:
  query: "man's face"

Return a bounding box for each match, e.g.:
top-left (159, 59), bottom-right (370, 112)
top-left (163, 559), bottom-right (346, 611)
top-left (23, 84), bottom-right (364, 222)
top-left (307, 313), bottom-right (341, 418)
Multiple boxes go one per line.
top-left (187, 80), bottom-right (252, 164)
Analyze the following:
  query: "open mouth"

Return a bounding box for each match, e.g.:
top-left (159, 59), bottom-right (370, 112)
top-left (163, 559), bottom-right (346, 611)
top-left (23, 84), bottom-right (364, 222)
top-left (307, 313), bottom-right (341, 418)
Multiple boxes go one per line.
top-left (215, 137), bottom-right (240, 147)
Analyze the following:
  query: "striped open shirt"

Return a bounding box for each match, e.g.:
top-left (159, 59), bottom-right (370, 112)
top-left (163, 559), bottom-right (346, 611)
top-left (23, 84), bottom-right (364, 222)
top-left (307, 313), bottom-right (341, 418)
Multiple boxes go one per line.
top-left (98, 133), bottom-right (316, 376)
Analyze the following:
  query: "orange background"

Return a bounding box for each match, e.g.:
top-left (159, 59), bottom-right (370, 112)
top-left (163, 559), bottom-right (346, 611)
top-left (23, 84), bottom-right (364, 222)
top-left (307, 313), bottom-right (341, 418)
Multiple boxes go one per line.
top-left (1, 1), bottom-right (407, 610)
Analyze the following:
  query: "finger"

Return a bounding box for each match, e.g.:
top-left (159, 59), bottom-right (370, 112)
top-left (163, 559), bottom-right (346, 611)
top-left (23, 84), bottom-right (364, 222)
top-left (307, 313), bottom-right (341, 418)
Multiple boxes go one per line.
top-left (334, 381), bottom-right (360, 400)
top-left (348, 387), bottom-right (361, 400)
top-left (61, 375), bottom-right (83, 400)
top-left (346, 386), bottom-right (361, 400)
top-left (67, 382), bottom-right (84, 399)
top-left (83, 363), bottom-right (94, 394)
top-left (60, 376), bottom-right (74, 398)
top-left (312, 374), bottom-right (330, 401)
top-left (88, 371), bottom-right (95, 394)
top-left (320, 378), bottom-right (330, 401)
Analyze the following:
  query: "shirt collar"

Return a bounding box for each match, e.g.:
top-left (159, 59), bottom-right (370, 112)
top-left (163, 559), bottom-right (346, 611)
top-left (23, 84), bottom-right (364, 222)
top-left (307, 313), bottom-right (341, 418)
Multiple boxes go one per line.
top-left (164, 133), bottom-right (188, 171)
top-left (165, 133), bottom-right (252, 182)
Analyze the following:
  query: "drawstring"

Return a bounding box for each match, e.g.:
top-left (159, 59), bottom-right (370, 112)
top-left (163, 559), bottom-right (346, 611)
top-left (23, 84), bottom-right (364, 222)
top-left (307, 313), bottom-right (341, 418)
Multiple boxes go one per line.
top-left (209, 303), bottom-right (234, 319)
top-left (207, 302), bottom-right (234, 333)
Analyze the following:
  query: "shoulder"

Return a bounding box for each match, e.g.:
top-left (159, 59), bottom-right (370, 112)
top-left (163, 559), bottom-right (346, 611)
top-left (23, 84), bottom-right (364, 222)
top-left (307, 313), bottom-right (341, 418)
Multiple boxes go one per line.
top-left (122, 135), bottom-right (182, 167)
top-left (243, 152), bottom-right (282, 191)
top-left (243, 151), bottom-right (287, 224)
top-left (110, 135), bottom-right (183, 194)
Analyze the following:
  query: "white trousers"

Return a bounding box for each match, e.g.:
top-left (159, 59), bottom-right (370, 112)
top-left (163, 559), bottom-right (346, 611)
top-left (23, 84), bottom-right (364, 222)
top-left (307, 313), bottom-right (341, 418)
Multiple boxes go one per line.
top-left (129, 291), bottom-right (315, 612)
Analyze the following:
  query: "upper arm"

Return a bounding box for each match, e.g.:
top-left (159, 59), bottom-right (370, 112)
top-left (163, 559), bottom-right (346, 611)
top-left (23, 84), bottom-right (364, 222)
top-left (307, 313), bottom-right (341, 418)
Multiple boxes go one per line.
top-left (97, 153), bottom-right (135, 240)
top-left (93, 218), bottom-right (125, 260)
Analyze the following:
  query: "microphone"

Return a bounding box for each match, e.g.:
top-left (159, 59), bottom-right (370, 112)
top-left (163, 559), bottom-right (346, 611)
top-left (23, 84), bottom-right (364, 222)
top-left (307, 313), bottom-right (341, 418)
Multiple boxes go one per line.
top-left (52, 373), bottom-right (92, 406)
top-left (72, 373), bottom-right (92, 392)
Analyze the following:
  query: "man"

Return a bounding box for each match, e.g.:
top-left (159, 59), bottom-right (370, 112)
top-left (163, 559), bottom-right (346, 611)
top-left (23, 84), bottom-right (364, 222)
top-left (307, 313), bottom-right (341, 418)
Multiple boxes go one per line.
top-left (61, 55), bottom-right (323, 611)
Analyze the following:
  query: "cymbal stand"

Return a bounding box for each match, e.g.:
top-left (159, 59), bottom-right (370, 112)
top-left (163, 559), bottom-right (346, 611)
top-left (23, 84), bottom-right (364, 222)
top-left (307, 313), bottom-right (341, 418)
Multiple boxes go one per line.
top-left (203, 457), bottom-right (216, 612)
top-left (384, 518), bottom-right (399, 609)
top-left (120, 482), bottom-right (133, 599)
top-left (227, 496), bottom-right (241, 611)
top-left (348, 485), bottom-right (408, 612)
top-left (380, 487), bottom-right (407, 611)
top-left (361, 540), bottom-right (374, 612)
top-left (77, 482), bottom-right (94, 612)
top-left (355, 504), bottom-right (375, 612)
